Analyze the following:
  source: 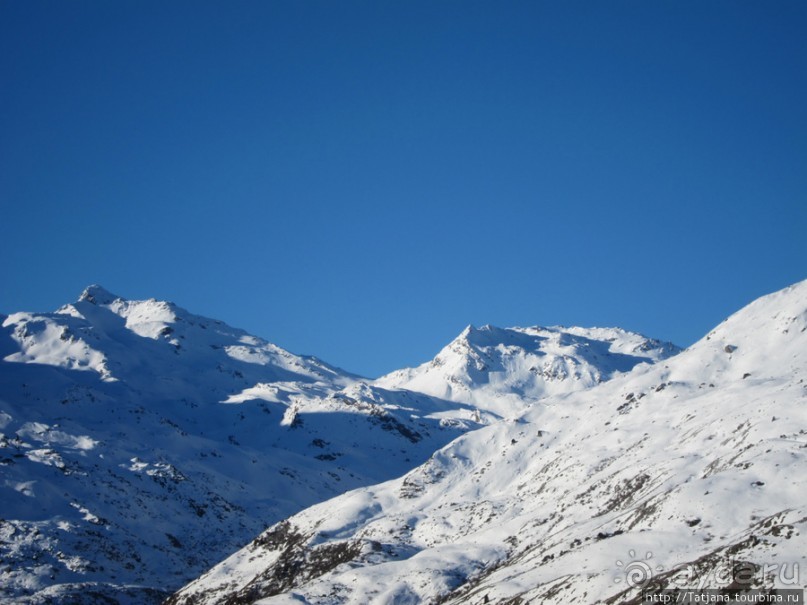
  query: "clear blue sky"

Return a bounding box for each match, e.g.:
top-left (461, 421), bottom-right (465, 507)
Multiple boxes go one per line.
top-left (2, 1), bottom-right (805, 378)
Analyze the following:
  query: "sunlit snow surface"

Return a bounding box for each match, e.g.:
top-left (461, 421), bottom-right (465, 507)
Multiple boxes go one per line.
top-left (0, 285), bottom-right (674, 603)
top-left (377, 323), bottom-right (679, 414)
top-left (169, 280), bottom-right (807, 605)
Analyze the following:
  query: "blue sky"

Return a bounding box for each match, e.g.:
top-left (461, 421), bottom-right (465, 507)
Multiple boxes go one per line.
top-left (1, 1), bottom-right (805, 378)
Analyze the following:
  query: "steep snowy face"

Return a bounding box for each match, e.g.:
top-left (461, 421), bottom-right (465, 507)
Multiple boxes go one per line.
top-left (168, 280), bottom-right (807, 605)
top-left (0, 287), bottom-right (467, 604)
top-left (377, 323), bottom-right (680, 411)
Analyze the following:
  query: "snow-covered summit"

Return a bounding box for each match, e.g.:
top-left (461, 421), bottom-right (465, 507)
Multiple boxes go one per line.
top-left (77, 284), bottom-right (120, 305)
top-left (5, 285), bottom-right (354, 392)
top-left (377, 323), bottom-right (680, 410)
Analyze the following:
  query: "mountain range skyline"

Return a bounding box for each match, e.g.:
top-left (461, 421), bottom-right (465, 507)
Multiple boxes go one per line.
top-left (6, 283), bottom-right (684, 378)
top-left (2, 279), bottom-right (804, 603)
top-left (2, 1), bottom-right (805, 378)
top-left (0, 281), bottom-right (681, 603)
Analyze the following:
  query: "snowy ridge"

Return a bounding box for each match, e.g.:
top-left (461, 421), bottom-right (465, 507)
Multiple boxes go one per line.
top-left (0, 286), bottom-right (673, 604)
top-left (377, 324), bottom-right (679, 413)
top-left (168, 280), bottom-right (807, 605)
top-left (8, 284), bottom-right (354, 390)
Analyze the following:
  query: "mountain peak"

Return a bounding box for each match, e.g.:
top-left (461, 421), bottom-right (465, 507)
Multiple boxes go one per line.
top-left (377, 323), bottom-right (680, 409)
top-left (455, 323), bottom-right (510, 346)
top-left (78, 284), bottom-right (120, 305)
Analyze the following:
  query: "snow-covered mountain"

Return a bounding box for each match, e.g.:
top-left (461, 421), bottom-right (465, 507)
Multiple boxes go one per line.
top-left (168, 280), bottom-right (807, 605)
top-left (377, 324), bottom-right (679, 413)
top-left (0, 286), bottom-right (675, 604)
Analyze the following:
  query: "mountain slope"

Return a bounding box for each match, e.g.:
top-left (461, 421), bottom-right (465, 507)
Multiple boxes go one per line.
top-left (0, 287), bottom-right (455, 603)
top-left (0, 287), bottom-right (675, 604)
top-left (168, 279), bottom-right (807, 604)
